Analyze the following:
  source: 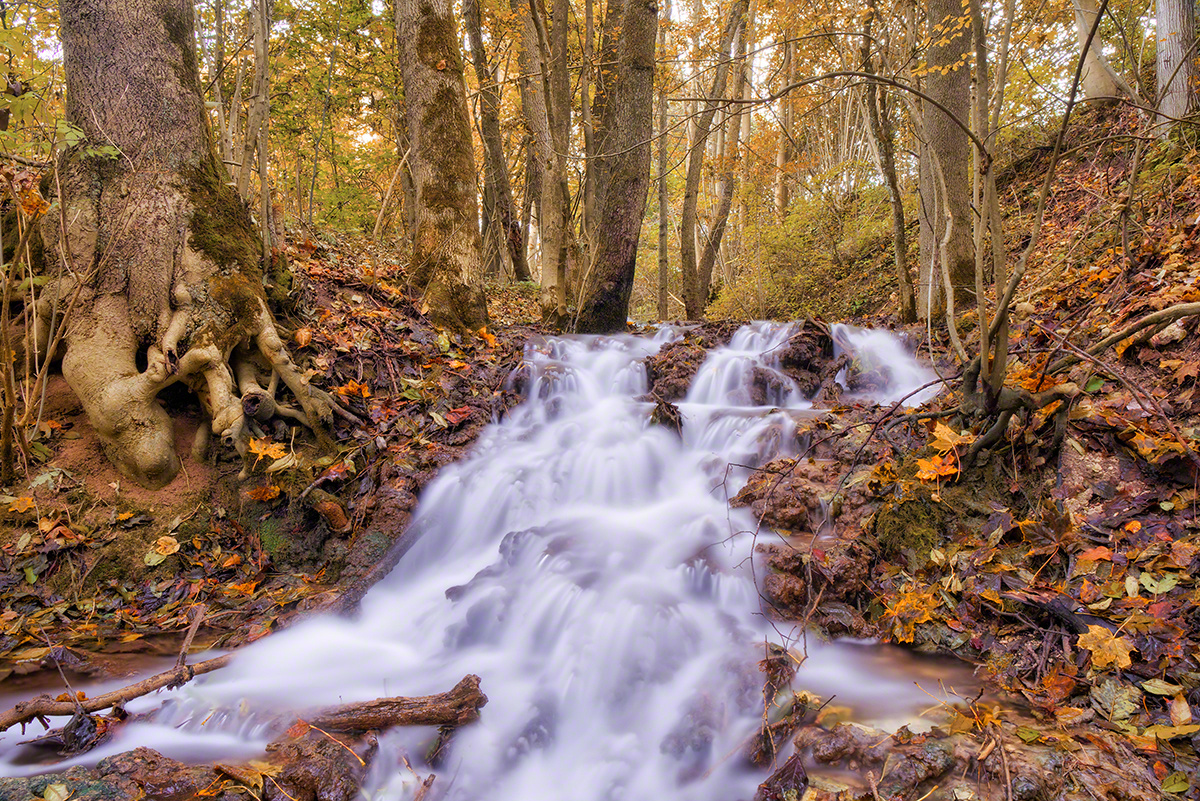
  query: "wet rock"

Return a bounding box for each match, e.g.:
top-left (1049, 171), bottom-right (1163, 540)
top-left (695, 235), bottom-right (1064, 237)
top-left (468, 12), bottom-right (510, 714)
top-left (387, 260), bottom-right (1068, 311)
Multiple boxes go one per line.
top-left (754, 752), bottom-right (808, 801)
top-left (643, 320), bottom-right (742, 401)
top-left (876, 741), bottom-right (955, 799)
top-left (733, 459), bottom-right (840, 534)
top-left (762, 572), bottom-right (808, 617)
top-left (97, 747), bottom-right (214, 799)
top-left (776, 323), bottom-right (837, 398)
top-left (266, 730), bottom-right (372, 801)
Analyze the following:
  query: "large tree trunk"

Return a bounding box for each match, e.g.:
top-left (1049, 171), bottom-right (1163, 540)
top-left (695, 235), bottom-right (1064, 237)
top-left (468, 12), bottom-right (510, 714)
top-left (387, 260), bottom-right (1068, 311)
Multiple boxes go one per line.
top-left (574, 0), bottom-right (657, 334)
top-left (45, 0), bottom-right (341, 489)
top-left (396, 0), bottom-right (489, 331)
top-left (464, 0), bottom-right (531, 282)
top-left (917, 0), bottom-right (973, 321)
top-left (1156, 0), bottom-right (1197, 132)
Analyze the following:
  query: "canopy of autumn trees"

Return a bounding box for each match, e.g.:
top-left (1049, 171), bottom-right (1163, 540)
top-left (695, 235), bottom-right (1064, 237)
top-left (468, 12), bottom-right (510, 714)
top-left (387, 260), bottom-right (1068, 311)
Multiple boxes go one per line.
top-left (0, 0), bottom-right (1194, 330)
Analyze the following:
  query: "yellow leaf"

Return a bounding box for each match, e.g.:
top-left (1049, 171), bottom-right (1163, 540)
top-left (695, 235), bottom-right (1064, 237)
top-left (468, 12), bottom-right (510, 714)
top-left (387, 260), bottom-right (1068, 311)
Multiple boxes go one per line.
top-left (930, 422), bottom-right (974, 453)
top-left (1077, 625), bottom-right (1135, 669)
top-left (248, 438), bottom-right (287, 467)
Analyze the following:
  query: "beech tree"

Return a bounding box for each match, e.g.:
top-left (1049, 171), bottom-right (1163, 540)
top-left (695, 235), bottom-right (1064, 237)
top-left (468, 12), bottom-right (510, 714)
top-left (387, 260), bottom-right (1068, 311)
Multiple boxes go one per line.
top-left (395, 0), bottom-right (490, 331)
top-left (1155, 0), bottom-right (1197, 132)
top-left (574, 0), bottom-right (659, 333)
top-left (41, 0), bottom-right (345, 489)
top-left (917, 0), bottom-right (973, 321)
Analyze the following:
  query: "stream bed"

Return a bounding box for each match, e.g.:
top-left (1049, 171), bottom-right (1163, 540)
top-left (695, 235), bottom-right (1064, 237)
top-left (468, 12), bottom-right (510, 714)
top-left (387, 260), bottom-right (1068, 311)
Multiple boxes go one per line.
top-left (1, 322), bottom-right (976, 798)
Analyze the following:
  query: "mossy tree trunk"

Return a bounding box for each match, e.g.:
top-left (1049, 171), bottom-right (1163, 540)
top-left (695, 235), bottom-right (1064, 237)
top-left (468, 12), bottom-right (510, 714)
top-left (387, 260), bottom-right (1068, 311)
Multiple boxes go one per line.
top-left (573, 0), bottom-right (657, 334)
top-left (44, 0), bottom-right (342, 489)
top-left (395, 0), bottom-right (489, 332)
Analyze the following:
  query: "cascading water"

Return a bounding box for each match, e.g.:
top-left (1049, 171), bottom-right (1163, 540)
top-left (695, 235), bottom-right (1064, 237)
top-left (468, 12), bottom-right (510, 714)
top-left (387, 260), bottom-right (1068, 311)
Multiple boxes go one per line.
top-left (1, 322), bottom-right (958, 796)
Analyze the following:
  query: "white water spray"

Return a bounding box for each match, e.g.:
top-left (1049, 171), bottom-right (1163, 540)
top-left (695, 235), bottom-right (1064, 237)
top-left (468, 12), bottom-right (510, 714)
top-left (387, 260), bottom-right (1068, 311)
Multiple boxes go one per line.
top-left (1, 322), bottom-right (957, 796)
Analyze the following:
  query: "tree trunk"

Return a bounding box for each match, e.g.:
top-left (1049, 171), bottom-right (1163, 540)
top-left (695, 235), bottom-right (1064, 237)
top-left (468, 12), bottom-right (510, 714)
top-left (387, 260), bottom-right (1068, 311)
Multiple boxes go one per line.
top-left (861, 0), bottom-right (916, 322)
top-left (508, 0), bottom-right (568, 320)
top-left (1071, 0), bottom-right (1118, 101)
top-left (698, 14), bottom-right (748, 306)
top-left (678, 0), bottom-right (747, 320)
top-left (396, 0), bottom-right (489, 330)
top-left (774, 38), bottom-right (793, 222)
top-left (464, 0), bottom-right (531, 281)
top-left (917, 0), bottom-right (973, 321)
top-left (574, 0), bottom-right (657, 334)
top-left (1156, 0), bottom-right (1197, 132)
top-left (656, 0), bottom-right (671, 321)
top-left (46, 0), bottom-right (342, 489)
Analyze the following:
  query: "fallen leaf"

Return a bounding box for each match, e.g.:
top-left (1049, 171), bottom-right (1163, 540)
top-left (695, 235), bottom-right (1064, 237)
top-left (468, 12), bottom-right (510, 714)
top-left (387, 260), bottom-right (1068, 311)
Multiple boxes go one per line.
top-left (247, 485), bottom-right (282, 502)
top-left (930, 422), bottom-right (975, 453)
top-left (9, 496), bottom-right (35, 513)
top-left (249, 438), bottom-right (287, 467)
top-left (1078, 625), bottom-right (1135, 669)
top-left (1170, 693), bottom-right (1193, 726)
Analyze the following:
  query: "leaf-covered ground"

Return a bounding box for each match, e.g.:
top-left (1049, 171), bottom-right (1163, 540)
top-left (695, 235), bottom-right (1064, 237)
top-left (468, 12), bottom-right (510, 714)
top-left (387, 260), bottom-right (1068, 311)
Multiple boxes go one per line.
top-left (741, 110), bottom-right (1200, 800)
top-left (0, 232), bottom-right (543, 692)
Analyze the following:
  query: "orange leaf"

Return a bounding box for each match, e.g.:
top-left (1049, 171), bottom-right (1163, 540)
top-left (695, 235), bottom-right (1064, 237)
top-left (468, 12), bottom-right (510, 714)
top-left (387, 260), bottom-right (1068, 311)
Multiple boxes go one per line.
top-left (1078, 546), bottom-right (1113, 561)
top-left (247, 485), bottom-right (282, 502)
top-left (8, 496), bottom-right (35, 513)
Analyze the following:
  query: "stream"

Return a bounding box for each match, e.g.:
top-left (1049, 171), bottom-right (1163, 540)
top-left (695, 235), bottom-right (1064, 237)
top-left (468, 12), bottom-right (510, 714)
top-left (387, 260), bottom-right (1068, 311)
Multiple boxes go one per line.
top-left (0, 322), bottom-right (976, 797)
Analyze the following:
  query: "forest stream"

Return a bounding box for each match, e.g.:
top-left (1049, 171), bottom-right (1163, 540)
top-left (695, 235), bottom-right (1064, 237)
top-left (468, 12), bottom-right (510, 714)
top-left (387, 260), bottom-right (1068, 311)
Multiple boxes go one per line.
top-left (0, 323), bottom-right (985, 797)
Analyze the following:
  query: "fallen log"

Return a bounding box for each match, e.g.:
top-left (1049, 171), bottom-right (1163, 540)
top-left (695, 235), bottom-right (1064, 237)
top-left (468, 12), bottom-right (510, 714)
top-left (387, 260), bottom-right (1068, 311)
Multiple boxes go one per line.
top-left (0, 654), bottom-right (233, 733)
top-left (301, 674), bottom-right (488, 733)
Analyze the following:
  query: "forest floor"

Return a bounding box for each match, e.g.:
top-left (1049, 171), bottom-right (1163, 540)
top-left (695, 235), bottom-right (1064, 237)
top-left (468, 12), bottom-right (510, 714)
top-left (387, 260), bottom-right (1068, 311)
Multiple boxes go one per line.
top-left (1, 106), bottom-right (1199, 800)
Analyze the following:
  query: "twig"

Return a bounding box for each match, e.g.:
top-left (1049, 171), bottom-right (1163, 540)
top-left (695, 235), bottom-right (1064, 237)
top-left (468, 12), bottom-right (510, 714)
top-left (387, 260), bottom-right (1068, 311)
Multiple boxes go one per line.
top-left (0, 654), bottom-right (233, 732)
top-left (175, 603), bottom-right (208, 669)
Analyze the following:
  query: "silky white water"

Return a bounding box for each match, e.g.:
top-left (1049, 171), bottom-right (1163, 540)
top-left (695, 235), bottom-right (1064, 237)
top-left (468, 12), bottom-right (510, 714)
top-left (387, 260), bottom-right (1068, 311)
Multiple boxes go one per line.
top-left (1, 322), bottom-right (958, 795)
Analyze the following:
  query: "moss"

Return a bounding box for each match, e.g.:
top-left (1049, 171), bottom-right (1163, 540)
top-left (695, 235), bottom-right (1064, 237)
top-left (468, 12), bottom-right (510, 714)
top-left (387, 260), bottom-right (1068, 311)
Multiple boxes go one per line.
top-left (160, 5), bottom-right (201, 94)
top-left (872, 491), bottom-right (946, 563)
top-left (258, 516), bottom-right (286, 558)
top-left (183, 155), bottom-right (262, 274)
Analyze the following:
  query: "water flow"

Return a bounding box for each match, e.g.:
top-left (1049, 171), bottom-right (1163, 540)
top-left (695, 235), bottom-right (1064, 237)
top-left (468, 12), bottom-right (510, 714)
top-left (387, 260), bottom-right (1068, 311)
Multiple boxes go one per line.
top-left (1, 322), bottom-right (953, 795)
top-left (832, 324), bottom-right (941, 406)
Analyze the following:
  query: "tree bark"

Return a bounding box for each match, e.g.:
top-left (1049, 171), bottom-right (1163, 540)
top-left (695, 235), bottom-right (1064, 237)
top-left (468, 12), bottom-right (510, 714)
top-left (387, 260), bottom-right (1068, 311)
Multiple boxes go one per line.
top-left (508, 0), bottom-right (569, 320)
top-left (774, 38), bottom-right (793, 222)
top-left (656, 0), bottom-right (671, 321)
top-left (917, 0), bottom-right (973, 321)
top-left (464, 0), bottom-right (531, 281)
top-left (678, 0), bottom-right (747, 320)
top-left (574, 0), bottom-right (658, 333)
top-left (46, 0), bottom-right (341, 489)
top-left (396, 0), bottom-right (490, 331)
top-left (1071, 0), bottom-right (1117, 101)
top-left (861, 0), bottom-right (916, 322)
top-left (1155, 0), bottom-right (1197, 132)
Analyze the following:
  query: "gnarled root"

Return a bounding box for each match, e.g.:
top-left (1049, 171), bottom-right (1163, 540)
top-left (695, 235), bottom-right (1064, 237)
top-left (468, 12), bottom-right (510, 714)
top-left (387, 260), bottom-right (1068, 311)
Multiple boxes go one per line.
top-left (57, 284), bottom-right (356, 488)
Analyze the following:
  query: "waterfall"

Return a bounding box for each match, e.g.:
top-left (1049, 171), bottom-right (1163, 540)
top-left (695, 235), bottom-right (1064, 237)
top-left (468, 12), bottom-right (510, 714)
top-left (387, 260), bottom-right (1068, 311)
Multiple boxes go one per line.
top-left (1, 322), bottom-right (957, 797)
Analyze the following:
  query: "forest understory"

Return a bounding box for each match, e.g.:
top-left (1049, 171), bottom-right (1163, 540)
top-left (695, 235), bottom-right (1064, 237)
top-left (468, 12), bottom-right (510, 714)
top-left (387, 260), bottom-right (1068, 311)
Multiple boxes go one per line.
top-left (1, 106), bottom-right (1200, 800)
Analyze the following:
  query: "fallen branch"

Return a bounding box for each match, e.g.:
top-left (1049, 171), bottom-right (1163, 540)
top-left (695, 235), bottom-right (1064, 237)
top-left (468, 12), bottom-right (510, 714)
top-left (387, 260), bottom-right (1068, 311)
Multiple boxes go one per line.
top-left (300, 674), bottom-right (488, 733)
top-left (1048, 301), bottom-right (1200, 373)
top-left (0, 654), bottom-right (233, 732)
